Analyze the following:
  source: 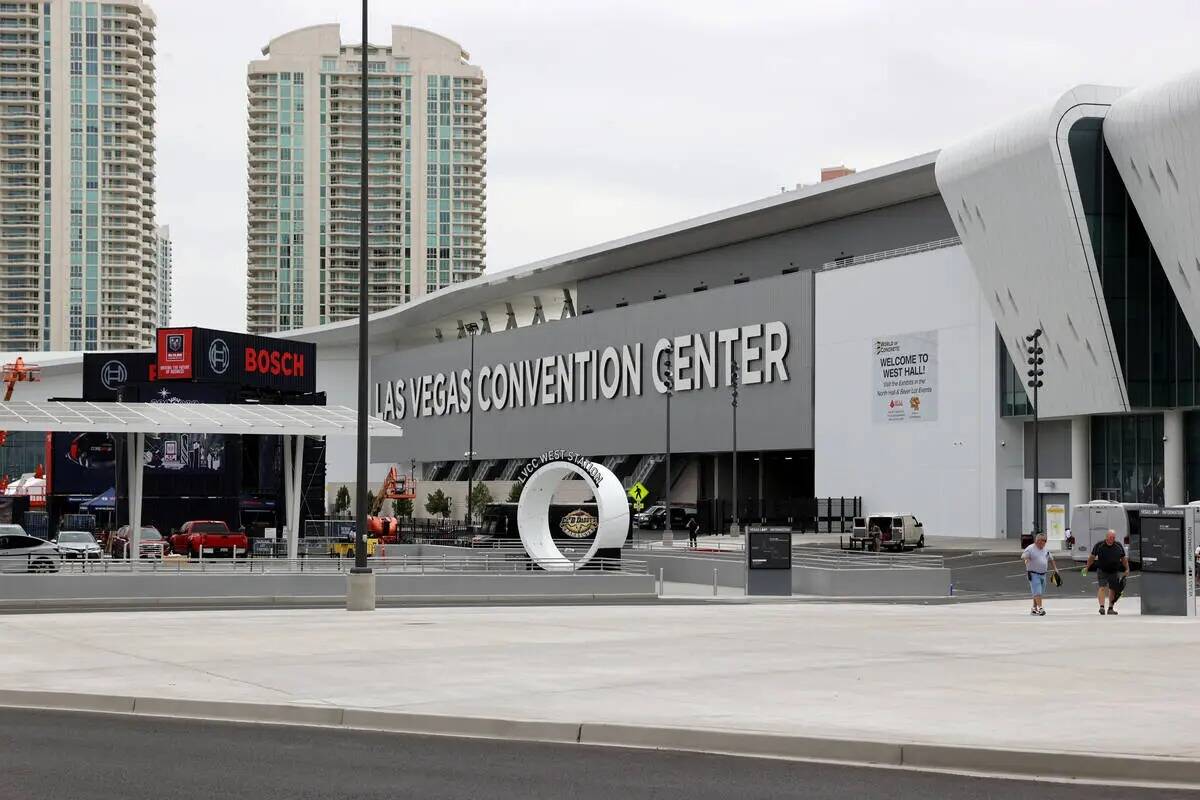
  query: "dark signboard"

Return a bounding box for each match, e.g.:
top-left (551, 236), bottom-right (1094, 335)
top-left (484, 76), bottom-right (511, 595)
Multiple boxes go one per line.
top-left (153, 328), bottom-right (316, 393)
top-left (749, 531), bottom-right (792, 569)
top-left (82, 351), bottom-right (157, 401)
top-left (1139, 513), bottom-right (1185, 574)
top-left (49, 431), bottom-right (115, 498)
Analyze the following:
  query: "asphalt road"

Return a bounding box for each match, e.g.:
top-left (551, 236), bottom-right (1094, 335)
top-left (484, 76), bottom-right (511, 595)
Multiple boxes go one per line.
top-left (0, 709), bottom-right (1194, 800)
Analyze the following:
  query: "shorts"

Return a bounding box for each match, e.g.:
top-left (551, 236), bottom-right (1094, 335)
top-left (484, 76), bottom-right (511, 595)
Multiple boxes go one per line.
top-left (1028, 572), bottom-right (1046, 596)
top-left (1097, 570), bottom-right (1123, 591)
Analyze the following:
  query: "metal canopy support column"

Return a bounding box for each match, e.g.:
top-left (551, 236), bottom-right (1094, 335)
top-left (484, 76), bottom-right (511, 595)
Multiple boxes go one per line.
top-left (283, 435), bottom-right (304, 561)
top-left (127, 432), bottom-right (144, 560)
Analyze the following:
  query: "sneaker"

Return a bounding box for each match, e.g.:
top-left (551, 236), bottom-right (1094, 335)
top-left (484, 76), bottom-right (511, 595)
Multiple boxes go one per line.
top-left (1099, 607), bottom-right (1106, 615)
top-left (1107, 608), bottom-right (1118, 615)
top-left (1030, 608), bottom-right (1039, 616)
top-left (1037, 608), bottom-right (1046, 616)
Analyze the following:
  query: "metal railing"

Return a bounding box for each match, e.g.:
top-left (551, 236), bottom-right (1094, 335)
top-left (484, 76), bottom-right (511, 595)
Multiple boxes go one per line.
top-left (792, 548), bottom-right (944, 570)
top-left (819, 236), bottom-right (962, 272)
top-left (7, 553), bottom-right (648, 576)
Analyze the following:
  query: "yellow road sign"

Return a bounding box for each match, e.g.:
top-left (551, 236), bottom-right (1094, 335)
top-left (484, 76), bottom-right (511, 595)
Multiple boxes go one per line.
top-left (628, 482), bottom-right (650, 503)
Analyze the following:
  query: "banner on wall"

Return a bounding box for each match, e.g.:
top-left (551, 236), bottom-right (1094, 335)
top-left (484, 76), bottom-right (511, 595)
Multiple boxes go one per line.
top-left (872, 330), bottom-right (938, 423)
top-left (1045, 504), bottom-right (1066, 542)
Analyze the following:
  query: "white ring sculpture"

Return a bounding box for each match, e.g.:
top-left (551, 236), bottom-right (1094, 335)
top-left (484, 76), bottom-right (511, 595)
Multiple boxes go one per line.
top-left (516, 455), bottom-right (629, 571)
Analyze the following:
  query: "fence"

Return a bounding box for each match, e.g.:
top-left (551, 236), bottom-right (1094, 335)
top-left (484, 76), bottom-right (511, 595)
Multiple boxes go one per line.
top-left (14, 552), bottom-right (647, 577)
top-left (792, 548), bottom-right (944, 570)
top-left (694, 497), bottom-right (862, 533)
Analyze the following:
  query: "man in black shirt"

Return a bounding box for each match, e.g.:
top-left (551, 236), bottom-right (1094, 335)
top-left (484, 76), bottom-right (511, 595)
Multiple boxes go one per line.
top-left (1085, 529), bottom-right (1130, 616)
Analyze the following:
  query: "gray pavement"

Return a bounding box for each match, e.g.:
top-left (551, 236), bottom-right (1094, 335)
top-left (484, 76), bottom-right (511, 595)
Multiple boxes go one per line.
top-left (1, 709), bottom-right (1193, 800)
top-left (1, 598), bottom-right (1197, 761)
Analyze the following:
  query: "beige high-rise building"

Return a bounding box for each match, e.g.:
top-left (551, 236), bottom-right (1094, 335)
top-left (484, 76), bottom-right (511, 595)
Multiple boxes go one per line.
top-left (246, 25), bottom-right (487, 334)
top-left (0, 0), bottom-right (159, 352)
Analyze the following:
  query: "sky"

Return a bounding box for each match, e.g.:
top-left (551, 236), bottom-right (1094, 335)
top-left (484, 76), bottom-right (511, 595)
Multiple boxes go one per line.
top-left (156, 0), bottom-right (1200, 332)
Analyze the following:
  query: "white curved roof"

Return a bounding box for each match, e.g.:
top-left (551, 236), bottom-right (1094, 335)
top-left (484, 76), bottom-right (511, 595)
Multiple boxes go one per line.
top-left (1104, 69), bottom-right (1200, 352)
top-left (936, 85), bottom-right (1129, 417)
top-left (285, 151), bottom-right (940, 350)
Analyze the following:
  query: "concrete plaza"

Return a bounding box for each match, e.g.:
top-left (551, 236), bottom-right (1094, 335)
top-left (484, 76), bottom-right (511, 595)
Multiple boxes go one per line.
top-left (2, 598), bottom-right (1196, 760)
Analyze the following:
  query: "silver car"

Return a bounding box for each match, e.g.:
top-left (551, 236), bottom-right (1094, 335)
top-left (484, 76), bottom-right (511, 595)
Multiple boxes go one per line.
top-left (53, 530), bottom-right (102, 560)
top-left (0, 525), bottom-right (61, 573)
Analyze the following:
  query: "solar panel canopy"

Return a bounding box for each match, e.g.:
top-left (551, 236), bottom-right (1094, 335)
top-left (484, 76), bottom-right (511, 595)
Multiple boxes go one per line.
top-left (0, 401), bottom-right (403, 437)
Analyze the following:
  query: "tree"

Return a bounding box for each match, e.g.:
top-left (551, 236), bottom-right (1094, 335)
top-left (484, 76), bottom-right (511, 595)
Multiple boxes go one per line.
top-left (469, 483), bottom-right (494, 522)
top-left (425, 489), bottom-right (452, 518)
top-left (394, 497), bottom-right (414, 519)
top-left (506, 482), bottom-right (522, 503)
top-left (366, 490), bottom-right (376, 516)
top-left (333, 485), bottom-right (351, 517)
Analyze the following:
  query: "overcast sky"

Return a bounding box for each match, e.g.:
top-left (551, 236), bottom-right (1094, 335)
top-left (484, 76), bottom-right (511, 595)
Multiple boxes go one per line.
top-left (157, 0), bottom-right (1200, 332)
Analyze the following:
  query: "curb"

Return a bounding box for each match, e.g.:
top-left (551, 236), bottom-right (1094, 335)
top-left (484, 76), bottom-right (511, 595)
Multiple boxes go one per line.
top-left (0, 690), bottom-right (1197, 788)
top-left (0, 592), bottom-right (659, 612)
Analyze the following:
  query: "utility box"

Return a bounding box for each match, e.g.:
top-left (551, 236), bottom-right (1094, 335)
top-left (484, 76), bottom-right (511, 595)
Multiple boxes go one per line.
top-left (746, 525), bottom-right (792, 596)
top-left (1137, 508), bottom-right (1196, 617)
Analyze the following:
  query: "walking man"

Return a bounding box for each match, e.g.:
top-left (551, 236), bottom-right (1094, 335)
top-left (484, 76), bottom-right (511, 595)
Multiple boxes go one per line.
top-left (1085, 529), bottom-right (1130, 615)
top-left (686, 515), bottom-right (700, 548)
top-left (1022, 532), bottom-right (1058, 616)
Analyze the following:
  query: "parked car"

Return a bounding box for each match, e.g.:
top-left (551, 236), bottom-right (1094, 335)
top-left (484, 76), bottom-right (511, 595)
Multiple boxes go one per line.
top-left (635, 504), bottom-right (697, 530)
top-left (52, 530), bottom-right (102, 560)
top-left (0, 525), bottom-right (61, 573)
top-left (169, 520), bottom-right (248, 558)
top-left (110, 525), bottom-right (166, 559)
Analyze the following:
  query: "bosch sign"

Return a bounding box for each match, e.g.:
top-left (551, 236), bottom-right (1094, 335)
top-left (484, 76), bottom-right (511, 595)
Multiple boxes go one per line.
top-left (245, 347), bottom-right (306, 378)
top-left (148, 327), bottom-right (316, 393)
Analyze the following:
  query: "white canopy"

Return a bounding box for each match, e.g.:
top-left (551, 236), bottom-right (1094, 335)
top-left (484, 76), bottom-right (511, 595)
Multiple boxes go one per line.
top-left (0, 401), bottom-right (401, 560)
top-left (0, 401), bottom-right (402, 438)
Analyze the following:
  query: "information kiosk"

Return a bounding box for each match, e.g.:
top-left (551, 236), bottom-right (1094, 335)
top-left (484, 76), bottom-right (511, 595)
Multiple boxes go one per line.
top-left (1137, 508), bottom-right (1196, 617)
top-left (746, 524), bottom-right (792, 596)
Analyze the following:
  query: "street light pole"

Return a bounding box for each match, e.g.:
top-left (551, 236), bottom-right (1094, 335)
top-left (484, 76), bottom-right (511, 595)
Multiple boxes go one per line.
top-left (348, 0), bottom-right (374, 609)
top-left (465, 323), bottom-right (479, 527)
top-left (731, 361), bottom-right (740, 535)
top-left (1025, 329), bottom-right (1045, 537)
top-left (662, 342), bottom-right (673, 547)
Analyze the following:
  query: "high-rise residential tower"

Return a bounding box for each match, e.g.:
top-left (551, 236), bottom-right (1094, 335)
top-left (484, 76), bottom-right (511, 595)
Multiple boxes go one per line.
top-left (0, 0), bottom-right (160, 352)
top-left (246, 25), bottom-right (487, 334)
top-left (154, 223), bottom-right (170, 325)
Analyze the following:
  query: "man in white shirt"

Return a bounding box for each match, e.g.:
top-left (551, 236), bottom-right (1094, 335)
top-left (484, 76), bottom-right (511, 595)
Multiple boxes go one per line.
top-left (1021, 533), bottom-right (1058, 616)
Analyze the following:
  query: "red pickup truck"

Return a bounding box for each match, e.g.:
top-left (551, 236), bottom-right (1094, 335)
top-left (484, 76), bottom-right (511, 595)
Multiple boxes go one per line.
top-left (169, 520), bottom-right (248, 558)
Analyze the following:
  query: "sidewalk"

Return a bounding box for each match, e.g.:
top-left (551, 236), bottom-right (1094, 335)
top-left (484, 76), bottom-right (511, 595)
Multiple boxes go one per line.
top-left (1, 598), bottom-right (1196, 763)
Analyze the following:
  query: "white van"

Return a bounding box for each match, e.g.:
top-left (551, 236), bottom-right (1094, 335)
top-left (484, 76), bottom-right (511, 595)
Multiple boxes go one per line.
top-left (1068, 501), bottom-right (1157, 565)
top-left (864, 513), bottom-right (925, 551)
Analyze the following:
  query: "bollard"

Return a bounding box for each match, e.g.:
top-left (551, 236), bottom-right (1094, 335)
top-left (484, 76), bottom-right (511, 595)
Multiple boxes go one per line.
top-left (713, 568), bottom-right (719, 597)
top-left (659, 567), bottom-right (664, 596)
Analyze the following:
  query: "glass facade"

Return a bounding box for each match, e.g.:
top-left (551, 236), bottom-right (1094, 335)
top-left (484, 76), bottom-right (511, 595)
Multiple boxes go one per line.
top-left (1068, 117), bottom-right (1200, 409)
top-left (1090, 414), bottom-right (1163, 505)
top-left (998, 332), bottom-right (1033, 417)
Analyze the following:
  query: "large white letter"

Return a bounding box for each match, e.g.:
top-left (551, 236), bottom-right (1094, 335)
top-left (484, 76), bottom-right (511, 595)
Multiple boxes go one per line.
top-left (621, 344), bottom-right (641, 397)
top-left (763, 321), bottom-right (789, 383)
top-left (599, 346), bottom-right (620, 399)
top-left (673, 334), bottom-right (692, 392)
top-left (717, 328), bottom-right (739, 385)
top-left (693, 332), bottom-right (716, 390)
top-left (741, 323), bottom-right (763, 385)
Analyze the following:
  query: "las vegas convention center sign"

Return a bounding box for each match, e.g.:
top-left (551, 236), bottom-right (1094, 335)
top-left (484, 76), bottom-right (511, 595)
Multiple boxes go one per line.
top-left (372, 322), bottom-right (790, 421)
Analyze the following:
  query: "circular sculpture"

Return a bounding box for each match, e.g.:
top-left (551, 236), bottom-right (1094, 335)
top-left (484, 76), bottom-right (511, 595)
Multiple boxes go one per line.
top-left (515, 453), bottom-right (629, 571)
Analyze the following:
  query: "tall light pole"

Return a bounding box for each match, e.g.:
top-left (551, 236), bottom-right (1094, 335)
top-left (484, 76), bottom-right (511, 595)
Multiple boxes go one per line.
top-left (348, 0), bottom-right (374, 609)
top-left (662, 342), bottom-right (674, 547)
top-left (731, 361), bottom-right (740, 535)
top-left (465, 322), bottom-right (479, 527)
top-left (1025, 329), bottom-right (1044, 537)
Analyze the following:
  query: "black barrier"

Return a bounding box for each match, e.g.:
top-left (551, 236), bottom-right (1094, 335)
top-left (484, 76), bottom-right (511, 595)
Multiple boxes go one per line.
top-left (696, 496), bottom-right (861, 533)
